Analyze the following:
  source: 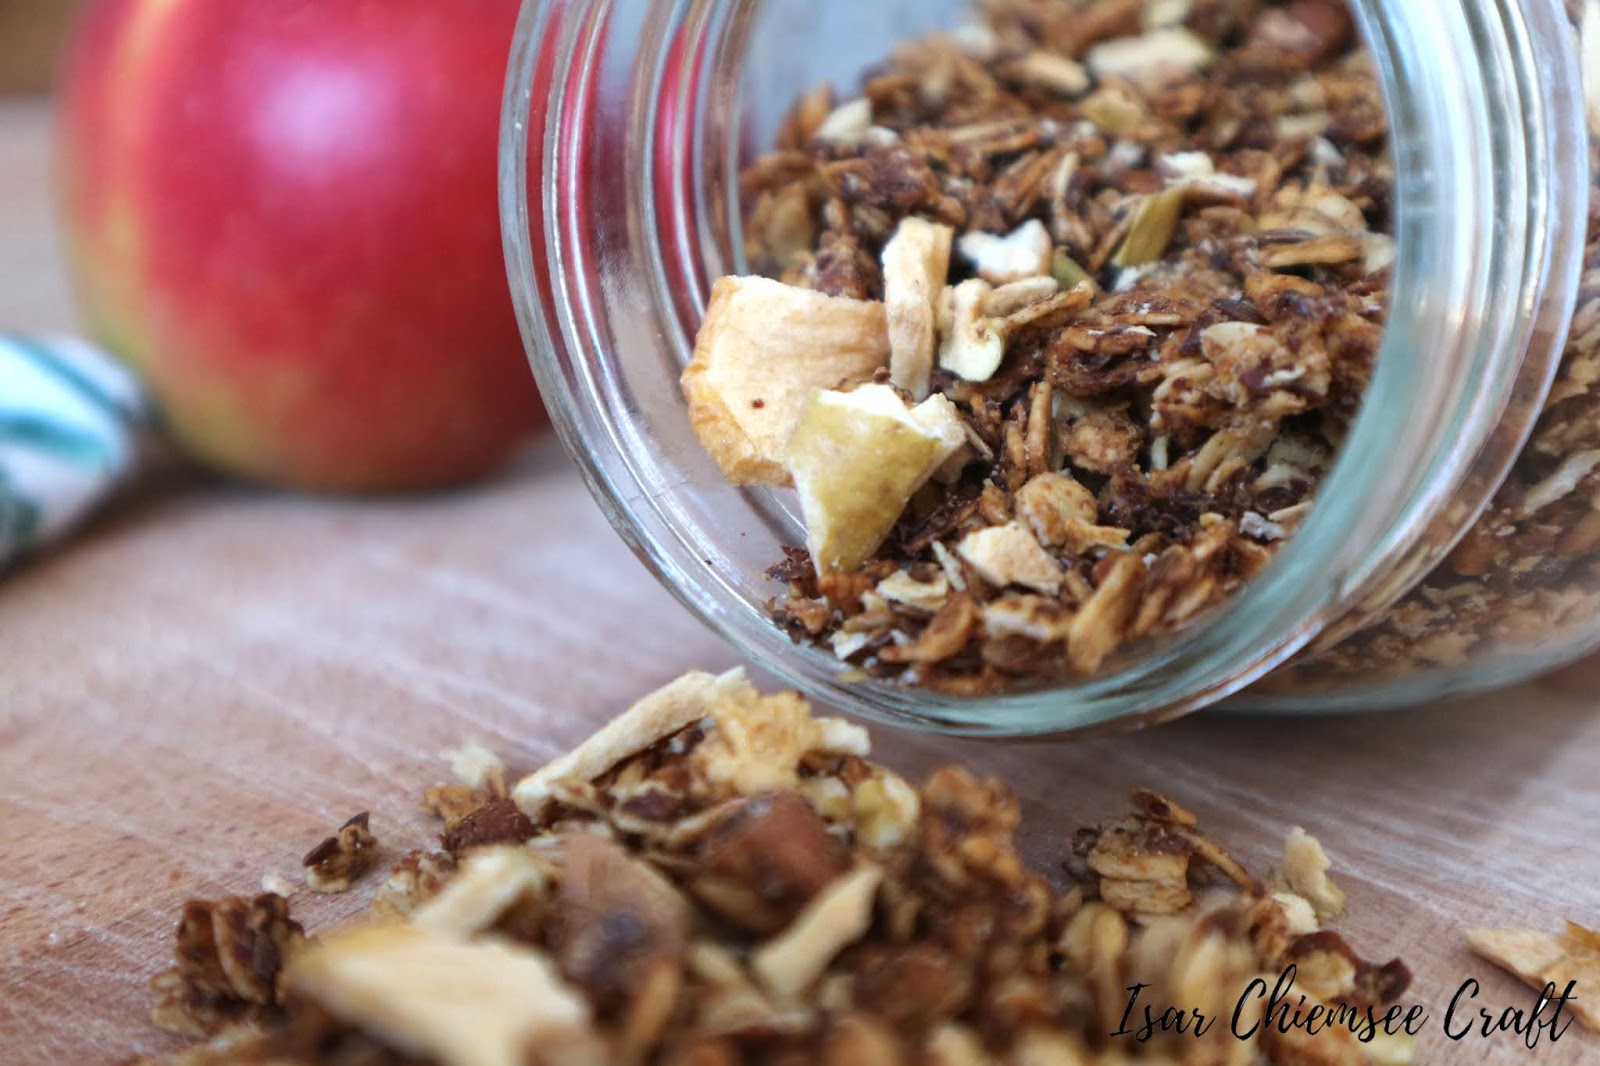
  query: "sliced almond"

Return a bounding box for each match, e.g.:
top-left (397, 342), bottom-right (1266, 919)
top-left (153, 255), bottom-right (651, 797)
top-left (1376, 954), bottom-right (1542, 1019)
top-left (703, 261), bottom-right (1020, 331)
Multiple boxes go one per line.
top-left (957, 219), bottom-right (1053, 285)
top-left (682, 276), bottom-right (889, 486)
top-left (786, 385), bottom-right (966, 574)
top-left (286, 925), bottom-right (603, 1066)
top-left (883, 217), bottom-right (956, 398)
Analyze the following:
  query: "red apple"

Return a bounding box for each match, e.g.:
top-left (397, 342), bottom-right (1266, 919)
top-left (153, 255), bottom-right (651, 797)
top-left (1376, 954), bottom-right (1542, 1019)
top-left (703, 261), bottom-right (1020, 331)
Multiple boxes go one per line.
top-left (58, 0), bottom-right (547, 492)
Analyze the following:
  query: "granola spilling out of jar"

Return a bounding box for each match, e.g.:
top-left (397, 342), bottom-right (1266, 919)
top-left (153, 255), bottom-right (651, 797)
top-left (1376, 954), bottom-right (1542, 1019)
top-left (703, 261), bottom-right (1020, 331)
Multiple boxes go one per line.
top-left (684, 0), bottom-right (1392, 693)
top-left (138, 670), bottom-right (1424, 1066)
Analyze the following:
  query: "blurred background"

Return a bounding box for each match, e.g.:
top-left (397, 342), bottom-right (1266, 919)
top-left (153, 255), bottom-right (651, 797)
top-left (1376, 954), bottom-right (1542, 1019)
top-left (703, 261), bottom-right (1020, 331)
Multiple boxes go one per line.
top-left (0, 0), bottom-right (81, 335)
top-left (0, 1), bottom-right (82, 95)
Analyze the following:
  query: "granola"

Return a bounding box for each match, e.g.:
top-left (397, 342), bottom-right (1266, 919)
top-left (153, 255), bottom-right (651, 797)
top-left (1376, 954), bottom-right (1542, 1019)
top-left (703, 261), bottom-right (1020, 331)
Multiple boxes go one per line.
top-left (139, 670), bottom-right (1416, 1066)
top-left (302, 812), bottom-right (379, 894)
top-left (696, 0), bottom-right (1390, 693)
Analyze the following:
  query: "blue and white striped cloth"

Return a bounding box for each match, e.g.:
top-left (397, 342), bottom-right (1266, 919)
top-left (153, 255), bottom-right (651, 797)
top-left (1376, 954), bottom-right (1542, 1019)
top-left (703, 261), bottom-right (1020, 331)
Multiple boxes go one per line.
top-left (0, 333), bottom-right (151, 571)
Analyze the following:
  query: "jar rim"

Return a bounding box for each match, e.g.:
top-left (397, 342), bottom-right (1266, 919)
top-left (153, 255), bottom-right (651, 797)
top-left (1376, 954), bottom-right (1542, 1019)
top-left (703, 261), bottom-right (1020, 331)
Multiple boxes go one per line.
top-left (500, 0), bottom-right (1587, 736)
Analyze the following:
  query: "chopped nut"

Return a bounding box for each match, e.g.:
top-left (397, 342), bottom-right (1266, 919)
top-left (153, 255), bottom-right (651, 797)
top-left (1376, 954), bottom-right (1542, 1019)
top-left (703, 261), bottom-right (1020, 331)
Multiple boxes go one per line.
top-left (286, 924), bottom-right (604, 1066)
top-left (303, 813), bottom-right (378, 895)
top-left (1085, 28), bottom-right (1215, 90)
top-left (938, 279), bottom-right (1006, 382)
top-left (1080, 84), bottom-right (1148, 135)
top-left (150, 894), bottom-right (303, 1039)
top-left (751, 864), bottom-right (883, 1000)
top-left (1159, 151), bottom-right (1257, 199)
top-left (698, 791), bottom-right (849, 930)
top-left (956, 522), bottom-right (1065, 595)
top-left (957, 220), bottom-right (1053, 285)
top-left (1282, 827), bottom-right (1346, 920)
top-left (548, 834), bottom-right (690, 1009)
top-left (439, 798), bottom-right (538, 853)
top-left (370, 850), bottom-right (458, 923)
top-left (1010, 51), bottom-right (1090, 97)
top-left (1272, 891), bottom-right (1320, 937)
top-left (814, 98), bottom-right (873, 143)
top-left (682, 276), bottom-right (889, 485)
top-left (786, 385), bottom-right (967, 574)
top-left (883, 217), bottom-right (956, 398)
top-left (258, 873), bottom-right (297, 898)
top-left (981, 594), bottom-right (1074, 643)
top-left (851, 772), bottom-right (921, 851)
top-left (925, 1022), bottom-right (995, 1066)
top-left (443, 740), bottom-right (508, 794)
top-left (1086, 822), bottom-right (1192, 883)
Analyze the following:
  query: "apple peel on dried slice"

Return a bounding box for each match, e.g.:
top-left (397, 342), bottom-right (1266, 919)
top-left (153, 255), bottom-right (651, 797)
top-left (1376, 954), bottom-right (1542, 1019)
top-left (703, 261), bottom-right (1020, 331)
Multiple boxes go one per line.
top-left (681, 276), bottom-right (890, 486)
top-left (786, 384), bottom-right (966, 576)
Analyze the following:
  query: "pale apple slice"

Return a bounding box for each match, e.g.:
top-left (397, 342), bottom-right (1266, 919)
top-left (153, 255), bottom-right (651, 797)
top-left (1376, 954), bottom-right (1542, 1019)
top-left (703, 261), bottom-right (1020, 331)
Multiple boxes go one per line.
top-left (882, 217), bottom-right (954, 399)
top-left (681, 276), bottom-right (890, 486)
top-left (286, 924), bottom-right (604, 1066)
top-left (785, 384), bottom-right (966, 575)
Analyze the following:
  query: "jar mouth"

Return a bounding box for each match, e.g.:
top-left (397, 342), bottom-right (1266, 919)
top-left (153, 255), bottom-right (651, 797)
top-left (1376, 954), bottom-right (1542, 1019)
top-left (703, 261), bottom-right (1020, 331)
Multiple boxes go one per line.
top-left (501, 0), bottom-right (1586, 736)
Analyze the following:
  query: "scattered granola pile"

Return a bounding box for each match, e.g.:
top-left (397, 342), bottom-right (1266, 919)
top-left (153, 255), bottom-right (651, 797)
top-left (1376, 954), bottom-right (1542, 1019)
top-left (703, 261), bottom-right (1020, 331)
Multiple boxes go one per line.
top-left (685, 0), bottom-right (1391, 693)
top-left (139, 669), bottom-right (1428, 1066)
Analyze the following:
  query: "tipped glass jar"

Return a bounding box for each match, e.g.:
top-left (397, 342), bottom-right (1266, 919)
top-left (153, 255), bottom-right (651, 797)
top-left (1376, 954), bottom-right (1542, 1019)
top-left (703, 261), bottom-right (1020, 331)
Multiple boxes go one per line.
top-left (501, 0), bottom-right (1594, 736)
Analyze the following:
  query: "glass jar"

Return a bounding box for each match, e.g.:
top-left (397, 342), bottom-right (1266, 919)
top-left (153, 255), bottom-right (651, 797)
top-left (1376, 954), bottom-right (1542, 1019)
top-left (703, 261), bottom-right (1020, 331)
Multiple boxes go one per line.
top-left (500, 0), bottom-right (1593, 735)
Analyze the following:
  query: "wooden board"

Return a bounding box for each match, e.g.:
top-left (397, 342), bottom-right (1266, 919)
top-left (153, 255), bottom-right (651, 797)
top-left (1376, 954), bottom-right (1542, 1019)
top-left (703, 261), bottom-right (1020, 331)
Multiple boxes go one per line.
top-left (1, 99), bottom-right (1597, 1065)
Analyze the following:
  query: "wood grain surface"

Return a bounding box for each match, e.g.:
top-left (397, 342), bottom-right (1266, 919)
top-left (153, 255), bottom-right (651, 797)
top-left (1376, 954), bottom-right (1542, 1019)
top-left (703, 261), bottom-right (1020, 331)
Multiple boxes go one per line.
top-left (1, 99), bottom-right (1597, 1065)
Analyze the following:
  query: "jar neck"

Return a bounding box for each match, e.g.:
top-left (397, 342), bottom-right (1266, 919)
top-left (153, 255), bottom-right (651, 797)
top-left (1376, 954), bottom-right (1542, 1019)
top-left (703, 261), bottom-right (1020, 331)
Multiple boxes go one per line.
top-left (503, 0), bottom-right (1589, 736)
